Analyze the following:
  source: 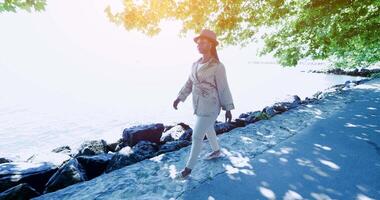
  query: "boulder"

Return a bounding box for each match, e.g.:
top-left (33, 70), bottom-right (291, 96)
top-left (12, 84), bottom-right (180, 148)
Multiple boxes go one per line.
top-left (343, 80), bottom-right (358, 89)
top-left (238, 113), bottom-right (250, 119)
top-left (272, 95), bottom-right (301, 113)
top-left (43, 158), bottom-right (87, 194)
top-left (163, 125), bottom-right (175, 133)
top-left (122, 123), bottom-right (164, 147)
top-left (157, 140), bottom-right (191, 154)
top-left (230, 118), bottom-right (247, 127)
top-left (160, 124), bottom-right (188, 143)
top-left (0, 162), bottom-right (57, 193)
top-left (0, 158), bottom-right (11, 164)
top-left (130, 141), bottom-right (159, 161)
top-left (238, 111), bottom-right (263, 125)
top-left (178, 129), bottom-right (193, 141)
top-left (214, 121), bottom-right (237, 134)
top-left (76, 154), bottom-right (113, 180)
top-left (312, 91), bottom-right (323, 100)
top-left (105, 146), bottom-right (138, 173)
top-left (301, 97), bottom-right (317, 104)
top-left (106, 138), bottom-right (123, 152)
top-left (106, 141), bottom-right (159, 173)
top-left (0, 183), bottom-right (40, 200)
top-left (262, 106), bottom-right (279, 118)
top-left (74, 139), bottom-right (108, 157)
top-left (51, 145), bottom-right (71, 155)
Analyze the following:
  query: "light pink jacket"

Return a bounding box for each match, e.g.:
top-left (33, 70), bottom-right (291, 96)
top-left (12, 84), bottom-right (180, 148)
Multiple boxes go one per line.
top-left (177, 57), bottom-right (235, 116)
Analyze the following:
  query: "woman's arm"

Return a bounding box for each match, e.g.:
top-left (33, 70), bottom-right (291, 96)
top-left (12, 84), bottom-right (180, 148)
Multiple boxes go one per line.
top-left (177, 74), bottom-right (193, 102)
top-left (214, 63), bottom-right (235, 111)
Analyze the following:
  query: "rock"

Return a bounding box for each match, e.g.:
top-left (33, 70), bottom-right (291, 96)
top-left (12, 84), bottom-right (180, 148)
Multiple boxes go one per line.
top-left (178, 129), bottom-right (193, 141)
top-left (238, 113), bottom-right (250, 119)
top-left (343, 80), bottom-right (358, 89)
top-left (238, 111), bottom-right (262, 124)
top-left (0, 162), bottom-right (57, 193)
top-left (106, 138), bottom-right (123, 152)
top-left (26, 152), bottom-right (71, 168)
top-left (51, 145), bottom-right (71, 154)
top-left (44, 158), bottom-right (87, 194)
top-left (272, 95), bottom-right (301, 113)
top-left (0, 183), bottom-right (40, 200)
top-left (272, 103), bottom-right (288, 113)
top-left (105, 146), bottom-right (138, 173)
top-left (160, 124), bottom-right (187, 143)
top-left (163, 125), bottom-right (175, 133)
top-left (358, 68), bottom-right (371, 76)
top-left (157, 140), bottom-right (191, 154)
top-left (130, 141), bottom-right (159, 161)
top-left (177, 122), bottom-right (191, 130)
top-left (106, 141), bottom-right (159, 173)
top-left (214, 121), bottom-right (237, 134)
top-left (230, 118), bottom-right (247, 127)
top-left (122, 123), bottom-right (165, 147)
top-left (347, 68), bottom-right (359, 76)
top-left (76, 154), bottom-right (113, 180)
top-left (75, 139), bottom-right (108, 157)
top-left (312, 91), bottom-right (323, 99)
top-left (324, 68), bottom-right (380, 77)
top-left (262, 106), bottom-right (278, 118)
top-left (0, 158), bottom-right (11, 164)
top-left (301, 97), bottom-right (317, 104)
top-left (327, 68), bottom-right (344, 75)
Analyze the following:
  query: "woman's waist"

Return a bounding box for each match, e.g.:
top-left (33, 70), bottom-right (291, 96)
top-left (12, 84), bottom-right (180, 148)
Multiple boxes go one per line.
top-left (192, 82), bottom-right (217, 97)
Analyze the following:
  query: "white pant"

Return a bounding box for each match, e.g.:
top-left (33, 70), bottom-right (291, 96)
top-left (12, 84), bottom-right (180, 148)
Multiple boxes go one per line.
top-left (185, 113), bottom-right (220, 169)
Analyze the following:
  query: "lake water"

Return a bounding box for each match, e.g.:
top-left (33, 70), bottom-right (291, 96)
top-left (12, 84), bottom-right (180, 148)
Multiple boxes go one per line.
top-left (0, 61), bottom-right (365, 161)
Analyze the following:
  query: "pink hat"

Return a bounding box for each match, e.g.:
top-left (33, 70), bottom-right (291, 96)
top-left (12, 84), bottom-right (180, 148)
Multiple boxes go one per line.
top-left (193, 29), bottom-right (219, 46)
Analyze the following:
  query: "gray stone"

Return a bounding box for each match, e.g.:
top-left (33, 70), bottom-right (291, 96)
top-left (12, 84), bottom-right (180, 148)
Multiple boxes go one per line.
top-left (0, 183), bottom-right (40, 200)
top-left (44, 159), bottom-right (87, 194)
top-left (0, 162), bottom-right (57, 194)
top-left (76, 154), bottom-right (113, 180)
top-left (106, 141), bottom-right (159, 173)
top-left (122, 123), bottom-right (164, 147)
top-left (160, 124), bottom-right (187, 143)
top-left (157, 140), bottom-right (191, 154)
top-left (75, 139), bottom-right (108, 157)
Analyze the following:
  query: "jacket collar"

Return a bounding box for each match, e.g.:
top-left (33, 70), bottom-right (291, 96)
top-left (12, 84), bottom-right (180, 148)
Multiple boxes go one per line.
top-left (194, 57), bottom-right (219, 82)
top-left (195, 57), bottom-right (219, 72)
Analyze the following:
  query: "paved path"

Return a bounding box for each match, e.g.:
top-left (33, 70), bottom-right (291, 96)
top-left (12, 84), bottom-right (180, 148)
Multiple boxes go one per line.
top-left (179, 79), bottom-right (380, 200)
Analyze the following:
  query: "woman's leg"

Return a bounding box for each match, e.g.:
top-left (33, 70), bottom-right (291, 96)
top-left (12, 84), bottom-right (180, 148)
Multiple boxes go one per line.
top-left (205, 123), bottom-right (220, 152)
top-left (185, 114), bottom-right (218, 169)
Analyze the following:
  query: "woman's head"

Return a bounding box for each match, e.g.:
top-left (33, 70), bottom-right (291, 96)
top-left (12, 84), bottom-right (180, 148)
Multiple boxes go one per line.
top-left (195, 37), bottom-right (220, 62)
top-left (194, 29), bottom-right (220, 62)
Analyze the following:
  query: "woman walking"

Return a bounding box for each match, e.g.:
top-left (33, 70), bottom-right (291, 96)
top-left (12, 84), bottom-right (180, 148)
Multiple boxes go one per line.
top-left (172, 29), bottom-right (235, 179)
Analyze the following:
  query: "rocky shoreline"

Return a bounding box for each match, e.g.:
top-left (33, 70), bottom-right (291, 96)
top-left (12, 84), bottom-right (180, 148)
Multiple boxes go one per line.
top-left (305, 67), bottom-right (380, 77)
top-left (0, 78), bottom-right (374, 200)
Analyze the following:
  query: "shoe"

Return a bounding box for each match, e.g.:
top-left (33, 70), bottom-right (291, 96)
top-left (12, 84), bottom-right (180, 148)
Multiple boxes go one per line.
top-left (204, 150), bottom-right (224, 160)
top-left (175, 168), bottom-right (191, 180)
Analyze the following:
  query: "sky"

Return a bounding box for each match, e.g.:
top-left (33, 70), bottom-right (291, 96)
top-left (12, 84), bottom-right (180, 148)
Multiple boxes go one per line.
top-left (0, 0), bottom-right (266, 70)
top-left (0, 0), bottom-right (277, 112)
top-left (0, 0), bottom-right (269, 104)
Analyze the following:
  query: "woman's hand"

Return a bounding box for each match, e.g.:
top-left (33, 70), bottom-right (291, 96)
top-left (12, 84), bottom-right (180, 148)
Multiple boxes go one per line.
top-left (173, 98), bottom-right (181, 110)
top-left (225, 110), bottom-right (232, 123)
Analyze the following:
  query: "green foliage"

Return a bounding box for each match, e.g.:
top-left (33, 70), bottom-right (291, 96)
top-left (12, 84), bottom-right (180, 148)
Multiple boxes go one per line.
top-left (0, 0), bottom-right (46, 13)
top-left (105, 0), bottom-right (380, 68)
top-left (257, 111), bottom-right (270, 120)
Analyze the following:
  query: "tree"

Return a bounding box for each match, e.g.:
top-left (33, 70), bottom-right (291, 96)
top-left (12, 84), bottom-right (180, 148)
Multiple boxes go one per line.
top-left (105, 0), bottom-right (380, 68)
top-left (0, 0), bottom-right (46, 13)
